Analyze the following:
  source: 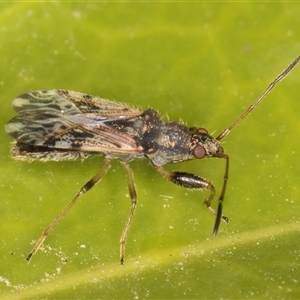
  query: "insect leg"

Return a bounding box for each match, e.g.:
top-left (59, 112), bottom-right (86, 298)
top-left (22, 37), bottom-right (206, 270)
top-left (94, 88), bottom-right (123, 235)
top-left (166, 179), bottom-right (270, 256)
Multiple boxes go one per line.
top-left (26, 158), bottom-right (111, 261)
top-left (119, 161), bottom-right (137, 265)
top-left (155, 166), bottom-right (228, 235)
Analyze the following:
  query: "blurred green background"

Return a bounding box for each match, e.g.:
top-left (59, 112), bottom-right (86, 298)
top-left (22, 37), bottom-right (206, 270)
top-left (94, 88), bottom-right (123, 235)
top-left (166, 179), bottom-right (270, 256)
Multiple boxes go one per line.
top-left (1, 2), bottom-right (300, 299)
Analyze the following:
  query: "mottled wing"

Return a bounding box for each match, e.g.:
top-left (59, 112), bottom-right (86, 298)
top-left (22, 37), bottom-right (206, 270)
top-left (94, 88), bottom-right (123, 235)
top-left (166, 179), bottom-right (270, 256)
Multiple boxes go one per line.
top-left (5, 90), bottom-right (144, 158)
top-left (11, 89), bottom-right (141, 116)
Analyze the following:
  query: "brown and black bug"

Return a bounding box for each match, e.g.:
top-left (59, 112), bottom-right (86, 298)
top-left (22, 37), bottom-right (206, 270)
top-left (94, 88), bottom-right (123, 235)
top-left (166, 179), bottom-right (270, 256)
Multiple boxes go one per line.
top-left (5, 56), bottom-right (300, 264)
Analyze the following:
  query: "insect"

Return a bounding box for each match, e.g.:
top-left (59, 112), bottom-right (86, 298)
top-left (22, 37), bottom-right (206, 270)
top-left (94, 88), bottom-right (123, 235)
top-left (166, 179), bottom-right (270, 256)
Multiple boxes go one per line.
top-left (5, 56), bottom-right (299, 264)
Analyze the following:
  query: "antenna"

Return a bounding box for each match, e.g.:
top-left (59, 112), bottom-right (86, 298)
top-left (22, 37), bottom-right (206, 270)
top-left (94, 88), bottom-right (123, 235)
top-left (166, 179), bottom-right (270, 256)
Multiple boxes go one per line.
top-left (216, 56), bottom-right (300, 141)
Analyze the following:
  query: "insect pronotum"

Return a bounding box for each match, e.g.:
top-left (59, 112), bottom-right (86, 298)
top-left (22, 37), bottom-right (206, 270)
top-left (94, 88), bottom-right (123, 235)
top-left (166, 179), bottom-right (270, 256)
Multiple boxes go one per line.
top-left (5, 56), bottom-right (299, 264)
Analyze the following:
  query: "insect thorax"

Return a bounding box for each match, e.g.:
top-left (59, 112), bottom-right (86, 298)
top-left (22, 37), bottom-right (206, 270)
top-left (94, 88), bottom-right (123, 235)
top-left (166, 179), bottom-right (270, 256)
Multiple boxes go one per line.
top-left (135, 109), bottom-right (191, 166)
top-left (137, 110), bottom-right (223, 166)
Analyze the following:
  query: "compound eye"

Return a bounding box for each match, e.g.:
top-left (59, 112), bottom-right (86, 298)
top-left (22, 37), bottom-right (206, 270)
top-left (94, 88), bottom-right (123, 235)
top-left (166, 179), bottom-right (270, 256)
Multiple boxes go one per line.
top-left (197, 128), bottom-right (208, 134)
top-left (193, 144), bottom-right (206, 159)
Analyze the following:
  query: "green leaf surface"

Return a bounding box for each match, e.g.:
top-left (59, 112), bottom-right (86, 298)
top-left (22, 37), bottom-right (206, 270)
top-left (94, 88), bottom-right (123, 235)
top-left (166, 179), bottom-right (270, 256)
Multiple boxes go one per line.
top-left (1, 2), bottom-right (300, 299)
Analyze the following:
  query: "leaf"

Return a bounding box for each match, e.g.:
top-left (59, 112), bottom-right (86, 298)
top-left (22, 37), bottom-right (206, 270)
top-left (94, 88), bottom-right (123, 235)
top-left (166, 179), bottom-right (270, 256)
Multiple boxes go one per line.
top-left (1, 2), bottom-right (300, 299)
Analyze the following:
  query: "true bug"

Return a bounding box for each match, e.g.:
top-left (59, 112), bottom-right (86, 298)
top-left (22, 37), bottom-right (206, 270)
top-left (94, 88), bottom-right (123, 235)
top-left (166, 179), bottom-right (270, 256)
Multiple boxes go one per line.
top-left (5, 56), bottom-right (299, 264)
